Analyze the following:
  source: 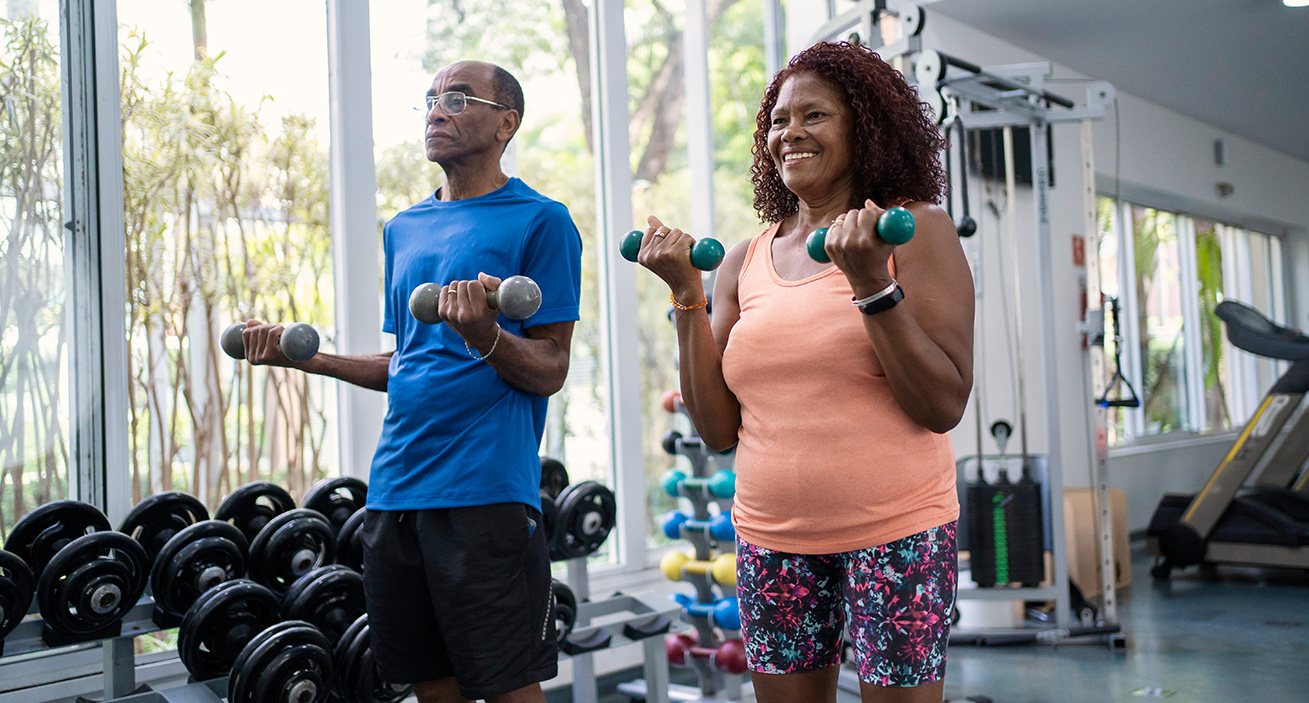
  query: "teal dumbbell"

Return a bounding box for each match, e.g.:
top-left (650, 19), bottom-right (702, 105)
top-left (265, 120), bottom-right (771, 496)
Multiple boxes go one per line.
top-left (661, 511), bottom-right (735, 542)
top-left (660, 469), bottom-right (736, 499)
top-left (620, 229), bottom-right (725, 271)
top-left (806, 206), bottom-right (916, 263)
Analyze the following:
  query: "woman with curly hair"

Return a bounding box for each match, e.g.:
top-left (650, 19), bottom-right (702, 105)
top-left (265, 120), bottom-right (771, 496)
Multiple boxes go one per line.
top-left (634, 42), bottom-right (974, 702)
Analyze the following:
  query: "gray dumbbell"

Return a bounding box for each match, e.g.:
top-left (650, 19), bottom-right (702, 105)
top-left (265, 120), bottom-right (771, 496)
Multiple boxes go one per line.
top-left (221, 322), bottom-right (320, 363)
top-left (408, 275), bottom-right (542, 325)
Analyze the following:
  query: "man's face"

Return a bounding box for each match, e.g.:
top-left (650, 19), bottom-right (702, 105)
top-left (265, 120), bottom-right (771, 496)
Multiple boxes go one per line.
top-left (423, 62), bottom-right (511, 166)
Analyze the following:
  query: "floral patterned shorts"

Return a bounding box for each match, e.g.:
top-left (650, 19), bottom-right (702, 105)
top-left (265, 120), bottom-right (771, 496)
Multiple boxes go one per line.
top-left (735, 521), bottom-right (957, 687)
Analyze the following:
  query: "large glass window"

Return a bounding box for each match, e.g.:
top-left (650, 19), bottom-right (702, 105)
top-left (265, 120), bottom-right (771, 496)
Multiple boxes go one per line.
top-left (0, 2), bottom-right (68, 536)
top-left (1130, 206), bottom-right (1189, 435)
top-left (117, 0), bottom-right (334, 511)
top-left (1098, 195), bottom-right (1287, 445)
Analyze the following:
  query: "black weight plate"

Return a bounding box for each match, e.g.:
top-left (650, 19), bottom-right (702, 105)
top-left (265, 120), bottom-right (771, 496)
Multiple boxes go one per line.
top-left (540, 457), bottom-right (570, 500)
top-left (36, 531), bottom-right (148, 636)
top-left (228, 620), bottom-right (333, 703)
top-left (335, 509), bottom-right (365, 573)
top-left (551, 580), bottom-right (576, 645)
top-left (1, 549), bottom-right (35, 640)
top-left (178, 578), bottom-right (280, 680)
top-left (551, 482), bottom-right (616, 560)
top-left (249, 509), bottom-right (336, 595)
top-left (4, 500), bottom-right (110, 575)
top-left (539, 493), bottom-right (558, 547)
top-left (119, 492), bottom-right (208, 564)
top-left (150, 520), bottom-right (248, 619)
top-left (302, 478), bottom-right (368, 536)
top-left (331, 614), bottom-right (411, 703)
top-left (216, 482), bottom-right (297, 543)
top-left (282, 565), bottom-right (365, 645)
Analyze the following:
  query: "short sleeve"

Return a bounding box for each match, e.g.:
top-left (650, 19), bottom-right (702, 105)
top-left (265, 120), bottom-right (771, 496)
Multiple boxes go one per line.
top-left (382, 221), bottom-right (397, 335)
top-left (519, 202), bottom-right (583, 328)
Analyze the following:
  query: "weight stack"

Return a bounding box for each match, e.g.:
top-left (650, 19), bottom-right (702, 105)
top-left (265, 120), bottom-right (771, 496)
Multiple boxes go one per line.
top-left (966, 476), bottom-right (1044, 588)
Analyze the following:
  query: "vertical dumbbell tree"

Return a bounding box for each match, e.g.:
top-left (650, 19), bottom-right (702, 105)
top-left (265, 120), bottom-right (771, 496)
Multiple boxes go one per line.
top-left (658, 391), bottom-right (746, 696)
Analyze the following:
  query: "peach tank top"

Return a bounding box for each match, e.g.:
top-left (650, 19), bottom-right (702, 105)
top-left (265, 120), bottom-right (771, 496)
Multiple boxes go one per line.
top-left (721, 224), bottom-right (959, 554)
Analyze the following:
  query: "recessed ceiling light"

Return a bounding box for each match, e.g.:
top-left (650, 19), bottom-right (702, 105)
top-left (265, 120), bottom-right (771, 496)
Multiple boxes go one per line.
top-left (1285, 0), bottom-right (1309, 7)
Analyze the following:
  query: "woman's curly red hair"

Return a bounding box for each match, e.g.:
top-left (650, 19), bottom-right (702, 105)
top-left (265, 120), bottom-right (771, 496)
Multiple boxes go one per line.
top-left (751, 42), bottom-right (948, 223)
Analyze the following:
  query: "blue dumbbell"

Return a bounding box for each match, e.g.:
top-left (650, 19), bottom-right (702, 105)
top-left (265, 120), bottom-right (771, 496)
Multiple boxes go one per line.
top-left (673, 593), bottom-right (740, 631)
top-left (661, 511), bottom-right (735, 542)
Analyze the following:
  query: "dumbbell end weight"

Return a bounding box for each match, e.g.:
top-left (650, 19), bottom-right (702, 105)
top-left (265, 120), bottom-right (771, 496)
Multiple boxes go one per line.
top-left (408, 283), bottom-right (444, 325)
top-left (279, 323), bottom-right (320, 362)
top-left (487, 275), bottom-right (542, 320)
top-left (805, 228), bottom-right (831, 263)
top-left (877, 206), bottom-right (916, 245)
top-left (221, 323), bottom-right (248, 360)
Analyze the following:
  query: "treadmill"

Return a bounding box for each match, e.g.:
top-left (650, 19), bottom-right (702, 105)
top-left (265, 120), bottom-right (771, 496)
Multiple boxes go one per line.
top-left (1147, 300), bottom-right (1309, 579)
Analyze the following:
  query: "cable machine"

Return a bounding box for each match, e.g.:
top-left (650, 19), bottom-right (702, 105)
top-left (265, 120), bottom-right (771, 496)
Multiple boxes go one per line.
top-left (810, 1), bottom-right (1124, 656)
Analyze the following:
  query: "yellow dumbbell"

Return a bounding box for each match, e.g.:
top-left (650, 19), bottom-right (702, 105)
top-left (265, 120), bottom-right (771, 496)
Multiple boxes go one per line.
top-left (660, 551), bottom-right (736, 587)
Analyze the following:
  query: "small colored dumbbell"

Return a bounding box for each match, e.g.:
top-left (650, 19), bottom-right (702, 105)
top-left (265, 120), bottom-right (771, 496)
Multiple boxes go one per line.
top-left (673, 593), bottom-right (740, 631)
top-left (660, 469), bottom-right (736, 499)
top-left (408, 275), bottom-right (542, 325)
top-left (661, 389), bottom-right (682, 414)
top-left (221, 322), bottom-right (320, 363)
top-left (806, 206), bottom-right (916, 263)
top-left (661, 511), bottom-right (735, 543)
top-left (665, 633), bottom-right (748, 674)
top-left (620, 229), bottom-right (725, 271)
top-left (660, 551), bottom-right (736, 587)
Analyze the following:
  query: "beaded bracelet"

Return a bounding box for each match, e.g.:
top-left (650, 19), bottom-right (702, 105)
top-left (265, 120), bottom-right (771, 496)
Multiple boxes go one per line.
top-left (669, 291), bottom-right (709, 311)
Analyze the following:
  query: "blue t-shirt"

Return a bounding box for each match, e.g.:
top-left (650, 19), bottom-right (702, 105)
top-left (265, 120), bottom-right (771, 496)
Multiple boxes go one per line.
top-left (368, 178), bottom-right (583, 511)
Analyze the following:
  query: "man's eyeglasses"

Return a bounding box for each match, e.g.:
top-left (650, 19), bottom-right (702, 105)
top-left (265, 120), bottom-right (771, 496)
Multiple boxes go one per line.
top-left (416, 91), bottom-right (511, 117)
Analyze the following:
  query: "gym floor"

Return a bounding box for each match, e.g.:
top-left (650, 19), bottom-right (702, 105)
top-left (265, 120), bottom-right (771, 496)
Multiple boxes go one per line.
top-left (546, 545), bottom-right (1309, 703)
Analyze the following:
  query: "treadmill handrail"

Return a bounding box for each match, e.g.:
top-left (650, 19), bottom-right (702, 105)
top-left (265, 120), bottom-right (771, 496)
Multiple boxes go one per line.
top-left (1215, 300), bottom-right (1309, 361)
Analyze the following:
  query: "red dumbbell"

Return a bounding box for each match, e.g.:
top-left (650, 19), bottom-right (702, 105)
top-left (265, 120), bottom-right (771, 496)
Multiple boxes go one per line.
top-left (661, 389), bottom-right (682, 414)
top-left (665, 633), bottom-right (748, 675)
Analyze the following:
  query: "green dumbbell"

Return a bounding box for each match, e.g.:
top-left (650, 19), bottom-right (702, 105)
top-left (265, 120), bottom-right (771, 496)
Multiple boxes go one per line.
top-left (806, 206), bottom-right (916, 263)
top-left (620, 230), bottom-right (725, 271)
top-left (408, 275), bottom-right (542, 325)
top-left (221, 322), bottom-right (320, 363)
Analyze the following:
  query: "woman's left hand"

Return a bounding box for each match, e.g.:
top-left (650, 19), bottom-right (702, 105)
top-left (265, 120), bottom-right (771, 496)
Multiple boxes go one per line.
top-left (824, 198), bottom-right (897, 298)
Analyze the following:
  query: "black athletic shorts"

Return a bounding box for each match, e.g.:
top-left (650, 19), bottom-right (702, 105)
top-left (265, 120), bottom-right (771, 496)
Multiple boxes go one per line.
top-left (359, 503), bottom-right (558, 699)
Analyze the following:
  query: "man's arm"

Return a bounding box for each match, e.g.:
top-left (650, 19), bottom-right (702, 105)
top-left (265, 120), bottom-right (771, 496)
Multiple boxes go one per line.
top-left (464, 320), bottom-right (574, 398)
top-left (240, 321), bottom-right (392, 392)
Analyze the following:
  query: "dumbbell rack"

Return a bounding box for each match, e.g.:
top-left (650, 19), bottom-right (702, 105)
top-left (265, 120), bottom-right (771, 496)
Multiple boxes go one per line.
top-left (619, 408), bottom-right (744, 703)
top-left (560, 556), bottom-right (682, 703)
top-left (2, 598), bottom-right (214, 702)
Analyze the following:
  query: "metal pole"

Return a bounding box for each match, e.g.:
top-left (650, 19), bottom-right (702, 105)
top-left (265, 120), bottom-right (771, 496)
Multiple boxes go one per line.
top-left (1002, 126), bottom-right (1028, 460)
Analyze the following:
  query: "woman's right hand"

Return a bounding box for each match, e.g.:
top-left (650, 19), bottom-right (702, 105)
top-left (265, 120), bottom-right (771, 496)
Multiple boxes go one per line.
top-left (637, 215), bottom-right (705, 305)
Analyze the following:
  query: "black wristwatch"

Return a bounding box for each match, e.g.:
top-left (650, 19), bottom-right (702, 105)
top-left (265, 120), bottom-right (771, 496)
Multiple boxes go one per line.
top-left (856, 285), bottom-right (905, 315)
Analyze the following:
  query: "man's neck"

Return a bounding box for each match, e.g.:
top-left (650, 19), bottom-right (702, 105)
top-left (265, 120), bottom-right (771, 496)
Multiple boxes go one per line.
top-left (438, 163), bottom-right (510, 202)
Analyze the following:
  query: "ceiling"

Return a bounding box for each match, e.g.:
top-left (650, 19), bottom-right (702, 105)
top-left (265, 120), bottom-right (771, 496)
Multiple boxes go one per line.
top-left (924, 0), bottom-right (1309, 163)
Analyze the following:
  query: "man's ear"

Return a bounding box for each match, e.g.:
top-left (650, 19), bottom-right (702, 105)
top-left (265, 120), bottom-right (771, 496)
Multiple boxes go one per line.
top-left (497, 109), bottom-right (521, 144)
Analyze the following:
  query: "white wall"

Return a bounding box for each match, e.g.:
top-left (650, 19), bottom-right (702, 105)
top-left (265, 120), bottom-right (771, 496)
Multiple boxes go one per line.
top-left (788, 5), bottom-right (1309, 530)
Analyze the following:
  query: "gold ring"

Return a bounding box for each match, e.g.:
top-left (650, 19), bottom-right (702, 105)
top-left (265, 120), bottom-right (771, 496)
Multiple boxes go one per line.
top-left (831, 216), bottom-right (846, 228)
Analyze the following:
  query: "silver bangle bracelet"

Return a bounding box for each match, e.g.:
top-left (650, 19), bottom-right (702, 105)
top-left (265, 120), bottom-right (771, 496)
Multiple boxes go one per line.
top-left (851, 279), bottom-right (899, 307)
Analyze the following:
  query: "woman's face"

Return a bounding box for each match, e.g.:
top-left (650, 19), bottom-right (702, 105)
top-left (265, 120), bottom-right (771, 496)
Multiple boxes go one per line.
top-left (766, 71), bottom-right (856, 201)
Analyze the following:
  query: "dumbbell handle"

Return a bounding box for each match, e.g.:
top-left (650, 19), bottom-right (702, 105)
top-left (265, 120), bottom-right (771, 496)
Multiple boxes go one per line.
top-left (408, 275), bottom-right (542, 325)
top-left (221, 321), bottom-right (320, 363)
